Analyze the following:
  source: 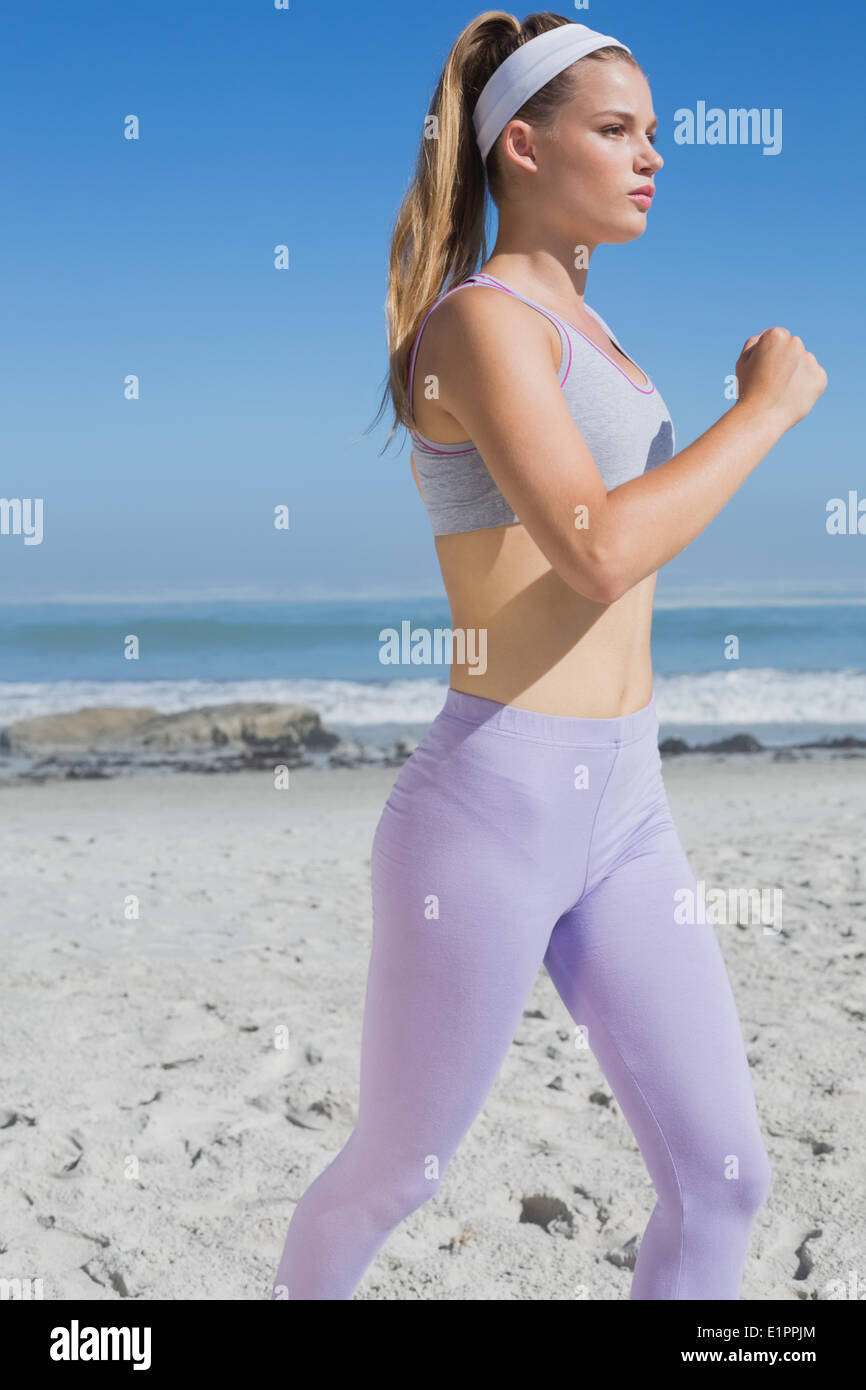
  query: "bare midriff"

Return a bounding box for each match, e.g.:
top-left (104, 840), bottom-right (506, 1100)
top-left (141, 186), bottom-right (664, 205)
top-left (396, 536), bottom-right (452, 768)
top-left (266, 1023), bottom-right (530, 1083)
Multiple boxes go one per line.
top-left (434, 524), bottom-right (656, 718)
top-left (411, 305), bottom-right (657, 720)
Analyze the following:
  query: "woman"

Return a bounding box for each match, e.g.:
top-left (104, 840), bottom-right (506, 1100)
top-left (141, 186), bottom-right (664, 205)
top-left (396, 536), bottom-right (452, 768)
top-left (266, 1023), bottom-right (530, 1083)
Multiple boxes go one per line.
top-left (273, 11), bottom-right (826, 1300)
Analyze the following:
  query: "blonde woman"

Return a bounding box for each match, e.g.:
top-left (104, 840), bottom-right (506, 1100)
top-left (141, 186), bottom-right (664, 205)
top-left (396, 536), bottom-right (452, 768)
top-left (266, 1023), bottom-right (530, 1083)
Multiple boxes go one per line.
top-left (273, 11), bottom-right (825, 1300)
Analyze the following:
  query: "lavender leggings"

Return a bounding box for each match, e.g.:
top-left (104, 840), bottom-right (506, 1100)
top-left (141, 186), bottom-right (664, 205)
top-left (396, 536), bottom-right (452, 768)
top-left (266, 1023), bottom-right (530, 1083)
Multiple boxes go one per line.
top-left (273, 687), bottom-right (772, 1300)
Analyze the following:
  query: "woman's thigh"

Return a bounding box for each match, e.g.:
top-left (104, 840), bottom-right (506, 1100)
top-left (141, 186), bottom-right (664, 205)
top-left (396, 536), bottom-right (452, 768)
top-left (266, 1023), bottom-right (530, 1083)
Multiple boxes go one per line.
top-left (358, 715), bottom-right (579, 1169)
top-left (543, 813), bottom-right (770, 1208)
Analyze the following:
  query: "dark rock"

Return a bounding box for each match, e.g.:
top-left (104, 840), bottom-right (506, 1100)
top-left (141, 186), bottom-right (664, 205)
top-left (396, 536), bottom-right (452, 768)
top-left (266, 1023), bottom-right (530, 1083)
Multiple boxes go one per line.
top-left (328, 740), bottom-right (384, 768)
top-left (605, 1234), bottom-right (639, 1270)
top-left (659, 737), bottom-right (691, 755)
top-left (795, 735), bottom-right (866, 750)
top-left (702, 732), bottom-right (764, 753)
top-left (385, 735), bottom-right (418, 765)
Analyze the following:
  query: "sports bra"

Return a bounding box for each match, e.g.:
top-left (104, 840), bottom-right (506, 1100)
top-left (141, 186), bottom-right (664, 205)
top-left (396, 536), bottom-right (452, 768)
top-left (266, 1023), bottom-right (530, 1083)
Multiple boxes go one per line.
top-left (407, 271), bottom-right (675, 536)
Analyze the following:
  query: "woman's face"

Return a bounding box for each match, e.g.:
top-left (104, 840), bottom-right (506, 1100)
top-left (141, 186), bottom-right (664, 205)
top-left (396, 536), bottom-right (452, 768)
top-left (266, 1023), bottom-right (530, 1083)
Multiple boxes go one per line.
top-left (503, 59), bottom-right (663, 247)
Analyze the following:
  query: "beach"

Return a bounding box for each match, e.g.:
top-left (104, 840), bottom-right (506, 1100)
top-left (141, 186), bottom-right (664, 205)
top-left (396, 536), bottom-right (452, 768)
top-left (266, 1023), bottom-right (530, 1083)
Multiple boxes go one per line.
top-left (1, 750), bottom-right (864, 1301)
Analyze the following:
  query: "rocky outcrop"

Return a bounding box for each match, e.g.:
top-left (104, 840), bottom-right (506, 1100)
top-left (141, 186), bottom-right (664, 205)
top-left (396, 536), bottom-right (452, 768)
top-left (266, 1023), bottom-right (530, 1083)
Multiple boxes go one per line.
top-left (0, 702), bottom-right (340, 763)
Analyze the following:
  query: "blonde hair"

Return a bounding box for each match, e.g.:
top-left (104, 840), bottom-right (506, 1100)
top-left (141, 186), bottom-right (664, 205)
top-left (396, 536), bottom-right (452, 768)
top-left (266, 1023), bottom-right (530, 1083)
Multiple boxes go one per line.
top-left (365, 10), bottom-right (641, 452)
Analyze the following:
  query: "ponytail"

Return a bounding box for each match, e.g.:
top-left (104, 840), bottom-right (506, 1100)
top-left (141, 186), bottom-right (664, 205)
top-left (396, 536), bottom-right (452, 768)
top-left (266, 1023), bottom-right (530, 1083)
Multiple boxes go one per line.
top-left (364, 10), bottom-right (639, 452)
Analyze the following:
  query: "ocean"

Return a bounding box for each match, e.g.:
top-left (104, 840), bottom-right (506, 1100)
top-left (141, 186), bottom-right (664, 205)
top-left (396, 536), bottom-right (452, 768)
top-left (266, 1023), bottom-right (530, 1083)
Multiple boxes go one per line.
top-left (0, 597), bottom-right (864, 749)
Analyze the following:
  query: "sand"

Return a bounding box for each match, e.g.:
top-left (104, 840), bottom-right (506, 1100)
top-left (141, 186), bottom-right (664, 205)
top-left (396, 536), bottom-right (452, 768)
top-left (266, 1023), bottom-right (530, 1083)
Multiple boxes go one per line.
top-left (0, 753), bottom-right (863, 1300)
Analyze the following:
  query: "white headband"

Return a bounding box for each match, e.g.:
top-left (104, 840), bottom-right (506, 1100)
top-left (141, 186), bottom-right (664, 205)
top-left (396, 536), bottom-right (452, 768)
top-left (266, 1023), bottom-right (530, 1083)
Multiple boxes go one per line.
top-left (473, 22), bottom-right (631, 165)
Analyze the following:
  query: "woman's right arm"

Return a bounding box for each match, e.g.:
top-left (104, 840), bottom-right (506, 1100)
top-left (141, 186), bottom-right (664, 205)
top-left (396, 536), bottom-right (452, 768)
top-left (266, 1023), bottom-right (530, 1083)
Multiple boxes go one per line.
top-left (435, 289), bottom-right (827, 604)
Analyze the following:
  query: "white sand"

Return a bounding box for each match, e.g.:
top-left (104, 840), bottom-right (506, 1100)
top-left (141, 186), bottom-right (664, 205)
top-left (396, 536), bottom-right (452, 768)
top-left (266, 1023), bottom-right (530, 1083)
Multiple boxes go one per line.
top-left (0, 755), bottom-right (864, 1301)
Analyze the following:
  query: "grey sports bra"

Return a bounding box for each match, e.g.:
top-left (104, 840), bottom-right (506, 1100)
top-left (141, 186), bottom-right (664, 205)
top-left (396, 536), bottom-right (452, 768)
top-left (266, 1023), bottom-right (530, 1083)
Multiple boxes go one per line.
top-left (407, 272), bottom-right (675, 536)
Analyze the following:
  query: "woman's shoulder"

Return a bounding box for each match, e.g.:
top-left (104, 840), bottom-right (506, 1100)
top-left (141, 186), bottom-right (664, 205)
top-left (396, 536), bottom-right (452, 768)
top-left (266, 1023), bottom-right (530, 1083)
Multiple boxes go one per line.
top-left (414, 278), bottom-right (562, 372)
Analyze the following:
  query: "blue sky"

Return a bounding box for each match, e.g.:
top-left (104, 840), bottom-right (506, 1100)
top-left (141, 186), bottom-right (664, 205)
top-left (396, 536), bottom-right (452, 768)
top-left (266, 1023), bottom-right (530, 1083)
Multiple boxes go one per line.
top-left (1, 0), bottom-right (862, 604)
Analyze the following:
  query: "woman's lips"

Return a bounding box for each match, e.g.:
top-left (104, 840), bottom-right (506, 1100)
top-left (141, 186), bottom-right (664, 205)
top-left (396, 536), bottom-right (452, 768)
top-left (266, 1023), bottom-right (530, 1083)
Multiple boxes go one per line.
top-left (627, 191), bottom-right (653, 210)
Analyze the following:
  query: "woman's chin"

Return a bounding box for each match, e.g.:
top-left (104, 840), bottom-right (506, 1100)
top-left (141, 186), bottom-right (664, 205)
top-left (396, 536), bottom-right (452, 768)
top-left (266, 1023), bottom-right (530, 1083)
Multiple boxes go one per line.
top-left (605, 216), bottom-right (648, 245)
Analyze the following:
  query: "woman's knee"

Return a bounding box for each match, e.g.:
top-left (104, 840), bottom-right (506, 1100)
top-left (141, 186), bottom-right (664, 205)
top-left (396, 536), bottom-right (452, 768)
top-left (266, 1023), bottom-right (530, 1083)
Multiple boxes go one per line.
top-left (736, 1142), bottom-right (773, 1213)
top-left (364, 1163), bottom-right (444, 1231)
top-left (329, 1138), bottom-right (446, 1232)
top-left (684, 1138), bottom-right (772, 1220)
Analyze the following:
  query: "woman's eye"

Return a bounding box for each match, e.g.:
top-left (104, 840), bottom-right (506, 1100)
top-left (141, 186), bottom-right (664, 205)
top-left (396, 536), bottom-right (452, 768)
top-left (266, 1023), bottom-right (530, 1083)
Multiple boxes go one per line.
top-left (602, 124), bottom-right (658, 146)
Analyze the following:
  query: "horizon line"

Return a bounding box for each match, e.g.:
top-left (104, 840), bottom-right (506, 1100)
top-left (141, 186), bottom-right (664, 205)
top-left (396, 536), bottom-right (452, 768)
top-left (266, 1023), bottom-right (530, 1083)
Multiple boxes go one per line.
top-left (0, 586), bottom-right (864, 610)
